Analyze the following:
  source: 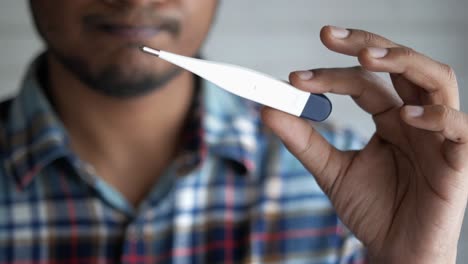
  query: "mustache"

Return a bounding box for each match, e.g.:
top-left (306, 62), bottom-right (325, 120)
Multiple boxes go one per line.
top-left (82, 9), bottom-right (181, 36)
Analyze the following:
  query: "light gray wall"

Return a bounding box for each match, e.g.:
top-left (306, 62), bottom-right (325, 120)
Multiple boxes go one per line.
top-left (1, 0), bottom-right (467, 262)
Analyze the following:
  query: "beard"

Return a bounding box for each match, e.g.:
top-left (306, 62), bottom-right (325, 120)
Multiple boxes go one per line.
top-left (30, 2), bottom-right (184, 98)
top-left (49, 48), bottom-right (182, 98)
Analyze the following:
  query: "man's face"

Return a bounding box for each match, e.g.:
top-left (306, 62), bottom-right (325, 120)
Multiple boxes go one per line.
top-left (30, 0), bottom-right (218, 97)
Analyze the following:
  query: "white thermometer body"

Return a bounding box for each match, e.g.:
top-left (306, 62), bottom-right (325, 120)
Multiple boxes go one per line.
top-left (141, 47), bottom-right (332, 122)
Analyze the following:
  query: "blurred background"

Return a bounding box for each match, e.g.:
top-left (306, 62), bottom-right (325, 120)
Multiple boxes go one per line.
top-left (1, 0), bottom-right (467, 262)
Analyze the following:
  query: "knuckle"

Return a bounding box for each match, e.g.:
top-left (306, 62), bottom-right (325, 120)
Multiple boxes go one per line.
top-left (440, 63), bottom-right (457, 83)
top-left (434, 105), bottom-right (451, 130)
top-left (299, 128), bottom-right (317, 157)
top-left (363, 32), bottom-right (377, 45)
top-left (352, 66), bottom-right (376, 82)
top-left (401, 47), bottom-right (416, 58)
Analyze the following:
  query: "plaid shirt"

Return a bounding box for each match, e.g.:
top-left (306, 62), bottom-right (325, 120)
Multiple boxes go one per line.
top-left (0, 55), bottom-right (366, 264)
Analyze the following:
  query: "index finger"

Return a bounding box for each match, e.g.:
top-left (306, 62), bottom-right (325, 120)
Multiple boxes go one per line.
top-left (320, 26), bottom-right (400, 56)
top-left (320, 26), bottom-right (460, 109)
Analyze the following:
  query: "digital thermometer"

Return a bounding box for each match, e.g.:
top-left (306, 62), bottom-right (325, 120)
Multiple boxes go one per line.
top-left (141, 47), bottom-right (332, 122)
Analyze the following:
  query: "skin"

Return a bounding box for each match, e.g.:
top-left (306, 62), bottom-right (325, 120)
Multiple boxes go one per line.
top-left (30, 0), bottom-right (217, 97)
top-left (29, 0), bottom-right (467, 262)
top-left (30, 0), bottom-right (218, 205)
top-left (262, 26), bottom-right (468, 263)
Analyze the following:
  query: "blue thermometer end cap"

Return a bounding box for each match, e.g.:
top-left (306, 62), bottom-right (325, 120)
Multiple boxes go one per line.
top-left (300, 94), bottom-right (332, 122)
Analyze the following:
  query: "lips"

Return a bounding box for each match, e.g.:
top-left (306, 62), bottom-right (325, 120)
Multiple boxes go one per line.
top-left (83, 12), bottom-right (181, 41)
top-left (96, 24), bottom-right (163, 40)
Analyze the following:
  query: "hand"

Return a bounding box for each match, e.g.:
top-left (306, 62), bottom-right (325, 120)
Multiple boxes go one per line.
top-left (262, 26), bottom-right (468, 263)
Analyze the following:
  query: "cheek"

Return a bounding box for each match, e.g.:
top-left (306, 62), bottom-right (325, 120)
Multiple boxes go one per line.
top-left (177, 0), bottom-right (217, 55)
top-left (34, 3), bottom-right (85, 52)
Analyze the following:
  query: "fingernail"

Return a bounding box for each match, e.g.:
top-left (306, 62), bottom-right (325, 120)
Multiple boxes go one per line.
top-left (330, 26), bottom-right (350, 39)
top-left (368, 47), bottom-right (389, 58)
top-left (405, 105), bottom-right (424, 117)
top-left (295, 70), bottom-right (314, 81)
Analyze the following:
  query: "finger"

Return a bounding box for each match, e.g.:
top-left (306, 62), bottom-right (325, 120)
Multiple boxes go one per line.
top-left (390, 73), bottom-right (421, 105)
top-left (401, 105), bottom-right (468, 144)
top-left (442, 141), bottom-right (468, 174)
top-left (359, 47), bottom-right (460, 109)
top-left (320, 26), bottom-right (400, 56)
top-left (261, 107), bottom-right (352, 196)
top-left (290, 67), bottom-right (402, 116)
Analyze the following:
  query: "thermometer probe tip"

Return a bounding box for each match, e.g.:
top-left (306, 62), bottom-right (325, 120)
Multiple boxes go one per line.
top-left (140, 46), bottom-right (160, 57)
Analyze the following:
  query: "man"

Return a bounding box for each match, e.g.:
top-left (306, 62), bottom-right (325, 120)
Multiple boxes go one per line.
top-left (0, 0), bottom-right (467, 263)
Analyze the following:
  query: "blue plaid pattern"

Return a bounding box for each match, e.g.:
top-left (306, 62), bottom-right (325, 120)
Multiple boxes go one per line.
top-left (0, 55), bottom-right (366, 263)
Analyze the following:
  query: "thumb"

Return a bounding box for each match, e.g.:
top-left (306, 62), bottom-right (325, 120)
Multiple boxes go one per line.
top-left (261, 107), bottom-right (348, 195)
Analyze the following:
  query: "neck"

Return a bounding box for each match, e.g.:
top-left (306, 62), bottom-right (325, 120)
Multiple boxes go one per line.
top-left (46, 53), bottom-right (194, 206)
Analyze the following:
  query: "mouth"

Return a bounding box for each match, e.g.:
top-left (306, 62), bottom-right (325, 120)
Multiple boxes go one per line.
top-left (96, 24), bottom-right (163, 40)
top-left (84, 13), bottom-right (181, 42)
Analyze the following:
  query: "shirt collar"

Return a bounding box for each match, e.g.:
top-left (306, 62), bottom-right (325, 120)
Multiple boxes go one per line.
top-left (166, 75), bottom-right (262, 177)
top-left (200, 80), bottom-right (262, 175)
top-left (2, 54), bottom-right (261, 190)
top-left (2, 54), bottom-right (71, 190)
